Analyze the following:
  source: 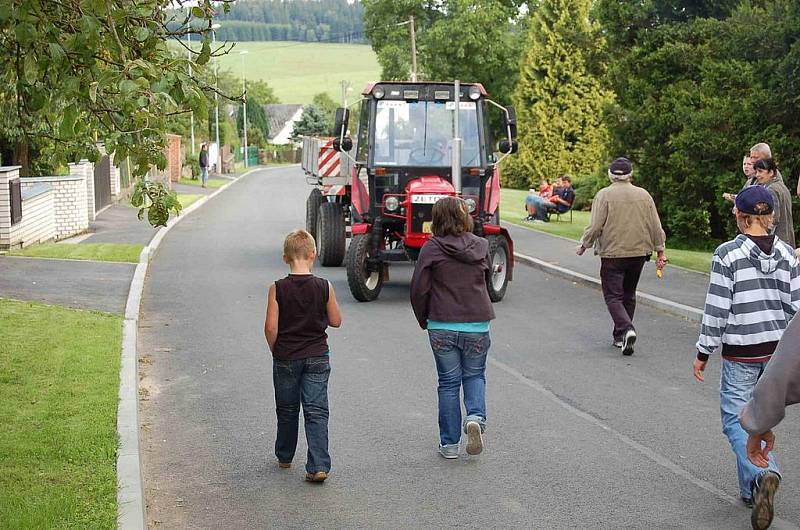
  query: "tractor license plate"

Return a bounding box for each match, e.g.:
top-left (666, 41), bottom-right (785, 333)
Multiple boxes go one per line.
top-left (422, 221), bottom-right (433, 234)
top-left (411, 194), bottom-right (449, 204)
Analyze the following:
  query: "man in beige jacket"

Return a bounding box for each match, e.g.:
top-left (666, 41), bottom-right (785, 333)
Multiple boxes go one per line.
top-left (576, 157), bottom-right (667, 355)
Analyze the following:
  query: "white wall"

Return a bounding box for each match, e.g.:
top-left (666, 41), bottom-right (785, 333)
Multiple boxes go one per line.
top-left (0, 167), bottom-right (57, 249)
top-left (22, 175), bottom-right (89, 239)
top-left (70, 160), bottom-right (95, 221)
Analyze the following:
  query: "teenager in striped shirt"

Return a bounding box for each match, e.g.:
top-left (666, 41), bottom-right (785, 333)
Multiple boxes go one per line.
top-left (693, 185), bottom-right (800, 529)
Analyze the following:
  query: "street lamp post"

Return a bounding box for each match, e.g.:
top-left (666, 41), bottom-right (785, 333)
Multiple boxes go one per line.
top-left (211, 23), bottom-right (221, 173)
top-left (187, 26), bottom-right (195, 155)
top-left (240, 50), bottom-right (249, 168)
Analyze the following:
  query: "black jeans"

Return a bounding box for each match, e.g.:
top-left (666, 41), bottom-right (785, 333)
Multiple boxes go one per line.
top-left (599, 256), bottom-right (647, 340)
top-left (273, 356), bottom-right (331, 473)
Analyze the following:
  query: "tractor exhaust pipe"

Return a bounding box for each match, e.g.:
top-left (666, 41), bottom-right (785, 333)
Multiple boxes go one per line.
top-left (452, 80), bottom-right (462, 194)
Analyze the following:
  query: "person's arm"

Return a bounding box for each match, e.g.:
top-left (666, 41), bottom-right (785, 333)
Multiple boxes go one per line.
top-left (648, 196), bottom-right (667, 253)
top-left (767, 186), bottom-right (781, 232)
top-left (327, 281), bottom-right (342, 328)
top-left (410, 246), bottom-right (433, 329)
top-left (578, 190), bottom-right (607, 252)
top-left (740, 313), bottom-right (800, 437)
top-left (264, 284), bottom-right (279, 353)
top-left (694, 251), bottom-right (733, 381)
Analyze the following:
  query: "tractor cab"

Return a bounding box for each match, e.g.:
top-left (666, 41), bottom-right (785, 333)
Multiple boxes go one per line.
top-left (334, 81), bottom-right (517, 302)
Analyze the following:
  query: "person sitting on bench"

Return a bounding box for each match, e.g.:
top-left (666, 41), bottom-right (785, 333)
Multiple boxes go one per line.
top-left (548, 175), bottom-right (575, 218)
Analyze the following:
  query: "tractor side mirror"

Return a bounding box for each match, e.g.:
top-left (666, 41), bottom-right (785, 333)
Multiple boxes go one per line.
top-left (333, 108), bottom-right (352, 152)
top-left (499, 105), bottom-right (518, 154)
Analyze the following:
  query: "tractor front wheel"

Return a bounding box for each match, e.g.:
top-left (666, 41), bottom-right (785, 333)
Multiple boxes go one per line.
top-left (306, 189), bottom-right (325, 239)
top-left (486, 235), bottom-right (510, 302)
top-left (316, 202), bottom-right (346, 266)
top-left (346, 234), bottom-right (383, 302)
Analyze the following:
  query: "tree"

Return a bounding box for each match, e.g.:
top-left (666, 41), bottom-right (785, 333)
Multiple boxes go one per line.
top-left (290, 105), bottom-right (328, 142)
top-left (236, 98), bottom-right (270, 146)
top-left (0, 0), bottom-right (235, 226)
top-left (312, 92), bottom-right (337, 135)
top-left (504, 0), bottom-right (612, 189)
top-left (362, 0), bottom-right (527, 105)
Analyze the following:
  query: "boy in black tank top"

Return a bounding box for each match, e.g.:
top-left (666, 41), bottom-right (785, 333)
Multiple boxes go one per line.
top-left (265, 229), bottom-right (342, 482)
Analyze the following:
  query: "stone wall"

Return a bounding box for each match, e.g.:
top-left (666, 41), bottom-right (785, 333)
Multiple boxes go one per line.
top-left (70, 160), bottom-right (95, 221)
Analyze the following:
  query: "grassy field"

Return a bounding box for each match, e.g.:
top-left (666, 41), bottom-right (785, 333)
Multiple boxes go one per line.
top-left (178, 194), bottom-right (203, 208)
top-left (0, 299), bottom-right (121, 528)
top-left (8, 242), bottom-right (143, 263)
top-left (178, 177), bottom-right (228, 189)
top-left (214, 41), bottom-right (380, 104)
top-left (500, 188), bottom-right (713, 274)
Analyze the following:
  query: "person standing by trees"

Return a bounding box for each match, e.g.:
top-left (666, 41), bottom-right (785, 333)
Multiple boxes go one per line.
top-left (693, 185), bottom-right (800, 529)
top-left (753, 158), bottom-right (795, 247)
top-left (410, 197), bottom-right (495, 459)
top-left (199, 143), bottom-right (209, 188)
top-left (576, 157), bottom-right (667, 355)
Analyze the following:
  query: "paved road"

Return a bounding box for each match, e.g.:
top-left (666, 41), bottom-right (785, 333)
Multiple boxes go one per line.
top-left (0, 255), bottom-right (135, 313)
top-left (138, 166), bottom-right (800, 529)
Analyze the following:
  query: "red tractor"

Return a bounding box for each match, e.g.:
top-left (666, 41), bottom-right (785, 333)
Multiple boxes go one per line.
top-left (332, 80), bottom-right (518, 302)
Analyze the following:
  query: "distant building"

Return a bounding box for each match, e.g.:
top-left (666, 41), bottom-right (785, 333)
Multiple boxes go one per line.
top-left (264, 104), bottom-right (304, 145)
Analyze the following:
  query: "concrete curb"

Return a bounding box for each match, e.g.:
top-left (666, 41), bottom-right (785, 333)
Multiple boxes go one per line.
top-left (514, 252), bottom-right (704, 323)
top-left (116, 167), bottom-right (265, 530)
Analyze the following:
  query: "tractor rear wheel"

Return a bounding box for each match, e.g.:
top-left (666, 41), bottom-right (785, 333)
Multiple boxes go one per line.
top-left (346, 234), bottom-right (383, 302)
top-left (486, 235), bottom-right (509, 302)
top-left (316, 202), bottom-right (346, 266)
top-left (306, 189), bottom-right (325, 239)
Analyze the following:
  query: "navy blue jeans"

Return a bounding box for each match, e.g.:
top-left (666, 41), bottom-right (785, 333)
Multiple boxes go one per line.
top-left (272, 356), bottom-right (331, 473)
top-left (428, 330), bottom-right (490, 446)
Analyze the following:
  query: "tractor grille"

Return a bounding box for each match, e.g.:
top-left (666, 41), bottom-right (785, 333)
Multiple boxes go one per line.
top-left (410, 203), bottom-right (433, 233)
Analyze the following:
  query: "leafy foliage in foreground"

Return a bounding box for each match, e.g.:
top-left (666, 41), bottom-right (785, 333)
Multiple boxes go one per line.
top-left (0, 0), bottom-right (231, 226)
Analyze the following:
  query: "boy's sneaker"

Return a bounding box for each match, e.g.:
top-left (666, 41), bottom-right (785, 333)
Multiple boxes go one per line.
top-left (621, 329), bottom-right (636, 356)
top-left (751, 471), bottom-right (780, 530)
top-left (613, 339), bottom-right (623, 348)
top-left (742, 497), bottom-right (753, 509)
top-left (438, 444), bottom-right (459, 459)
top-left (305, 471), bottom-right (328, 483)
top-left (465, 421), bottom-right (484, 455)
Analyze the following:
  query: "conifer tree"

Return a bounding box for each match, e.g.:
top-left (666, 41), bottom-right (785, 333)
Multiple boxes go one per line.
top-left (506, 0), bottom-right (612, 188)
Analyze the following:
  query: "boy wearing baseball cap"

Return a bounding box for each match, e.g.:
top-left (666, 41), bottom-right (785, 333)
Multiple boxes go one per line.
top-left (693, 185), bottom-right (800, 529)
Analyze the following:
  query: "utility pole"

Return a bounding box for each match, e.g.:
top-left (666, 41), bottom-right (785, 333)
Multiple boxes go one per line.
top-left (409, 15), bottom-right (417, 82)
top-left (187, 17), bottom-right (195, 155)
top-left (241, 50), bottom-right (249, 168)
top-left (340, 80), bottom-right (351, 107)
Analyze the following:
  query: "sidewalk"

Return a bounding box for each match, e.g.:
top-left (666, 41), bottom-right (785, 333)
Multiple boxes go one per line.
top-left (504, 223), bottom-right (710, 314)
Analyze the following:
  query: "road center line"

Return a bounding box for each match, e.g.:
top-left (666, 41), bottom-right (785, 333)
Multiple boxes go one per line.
top-left (489, 356), bottom-right (798, 528)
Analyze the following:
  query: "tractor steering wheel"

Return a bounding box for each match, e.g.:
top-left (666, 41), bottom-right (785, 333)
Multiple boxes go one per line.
top-left (408, 145), bottom-right (446, 165)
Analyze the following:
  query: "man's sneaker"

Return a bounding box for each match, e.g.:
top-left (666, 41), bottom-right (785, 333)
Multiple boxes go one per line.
top-left (742, 497), bottom-right (754, 509)
top-left (305, 471), bottom-right (328, 482)
top-left (465, 421), bottom-right (484, 455)
top-left (438, 444), bottom-right (459, 459)
top-left (278, 462), bottom-right (291, 469)
top-left (613, 339), bottom-right (623, 348)
top-left (751, 471), bottom-right (780, 530)
top-left (621, 329), bottom-right (636, 356)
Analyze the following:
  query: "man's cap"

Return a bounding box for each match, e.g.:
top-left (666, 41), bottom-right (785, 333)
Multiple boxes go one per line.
top-left (736, 185), bottom-right (774, 215)
top-left (609, 157), bottom-right (632, 176)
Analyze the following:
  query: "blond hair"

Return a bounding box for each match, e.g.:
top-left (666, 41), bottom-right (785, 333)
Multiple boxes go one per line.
top-left (750, 142), bottom-right (772, 159)
top-left (735, 207), bottom-right (774, 234)
top-left (283, 229), bottom-right (316, 260)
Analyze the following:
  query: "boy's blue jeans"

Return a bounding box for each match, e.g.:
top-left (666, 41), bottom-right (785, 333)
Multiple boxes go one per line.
top-left (720, 359), bottom-right (781, 500)
top-left (273, 356), bottom-right (331, 473)
top-left (200, 166), bottom-right (209, 185)
top-left (428, 330), bottom-right (490, 446)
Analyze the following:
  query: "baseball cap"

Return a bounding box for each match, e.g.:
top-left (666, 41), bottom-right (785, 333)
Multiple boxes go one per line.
top-left (735, 185), bottom-right (774, 215)
top-left (609, 157), bottom-right (632, 176)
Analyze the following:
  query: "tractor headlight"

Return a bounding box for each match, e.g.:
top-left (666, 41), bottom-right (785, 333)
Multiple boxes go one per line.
top-left (464, 198), bottom-right (477, 213)
top-left (373, 86), bottom-right (385, 99)
top-left (384, 196), bottom-right (400, 212)
top-left (468, 86), bottom-right (481, 100)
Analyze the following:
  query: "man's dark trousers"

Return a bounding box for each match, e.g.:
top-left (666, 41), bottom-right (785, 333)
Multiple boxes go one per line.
top-left (599, 256), bottom-right (647, 341)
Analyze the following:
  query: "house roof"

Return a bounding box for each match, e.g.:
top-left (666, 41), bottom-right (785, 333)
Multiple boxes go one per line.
top-left (264, 104), bottom-right (303, 140)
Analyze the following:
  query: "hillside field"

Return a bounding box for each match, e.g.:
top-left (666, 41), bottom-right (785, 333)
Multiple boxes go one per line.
top-left (214, 41), bottom-right (381, 105)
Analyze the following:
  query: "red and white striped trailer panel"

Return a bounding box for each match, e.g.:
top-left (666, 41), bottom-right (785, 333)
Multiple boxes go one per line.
top-left (301, 136), bottom-right (353, 184)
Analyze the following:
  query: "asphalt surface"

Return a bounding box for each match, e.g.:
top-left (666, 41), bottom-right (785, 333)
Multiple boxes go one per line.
top-left (138, 166), bottom-right (800, 529)
top-left (0, 255), bottom-right (135, 313)
top-left (83, 203), bottom-right (161, 245)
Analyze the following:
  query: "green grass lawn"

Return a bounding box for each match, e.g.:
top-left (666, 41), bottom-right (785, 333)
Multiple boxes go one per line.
top-left (500, 188), bottom-right (712, 274)
top-left (213, 41), bottom-right (380, 104)
top-left (178, 177), bottom-right (228, 189)
top-left (8, 242), bottom-right (143, 263)
top-left (178, 194), bottom-right (203, 208)
top-left (0, 299), bottom-right (121, 528)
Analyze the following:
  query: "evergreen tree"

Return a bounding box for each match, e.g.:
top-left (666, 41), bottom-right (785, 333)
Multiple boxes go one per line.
top-left (291, 105), bottom-right (328, 142)
top-left (312, 93), bottom-right (338, 135)
top-left (505, 0), bottom-right (612, 189)
top-left (237, 98), bottom-right (270, 146)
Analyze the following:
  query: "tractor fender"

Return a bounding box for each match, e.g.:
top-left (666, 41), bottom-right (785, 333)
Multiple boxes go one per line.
top-left (483, 224), bottom-right (514, 282)
top-left (351, 222), bottom-right (371, 235)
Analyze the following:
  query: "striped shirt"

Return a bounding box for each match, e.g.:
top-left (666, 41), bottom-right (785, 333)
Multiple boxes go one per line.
top-left (696, 234), bottom-right (800, 361)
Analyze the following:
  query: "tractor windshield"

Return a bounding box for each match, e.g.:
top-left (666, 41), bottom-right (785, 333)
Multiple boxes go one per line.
top-left (373, 100), bottom-right (481, 167)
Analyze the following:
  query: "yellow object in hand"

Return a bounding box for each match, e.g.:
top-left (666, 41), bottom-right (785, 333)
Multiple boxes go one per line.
top-left (656, 268), bottom-right (663, 279)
